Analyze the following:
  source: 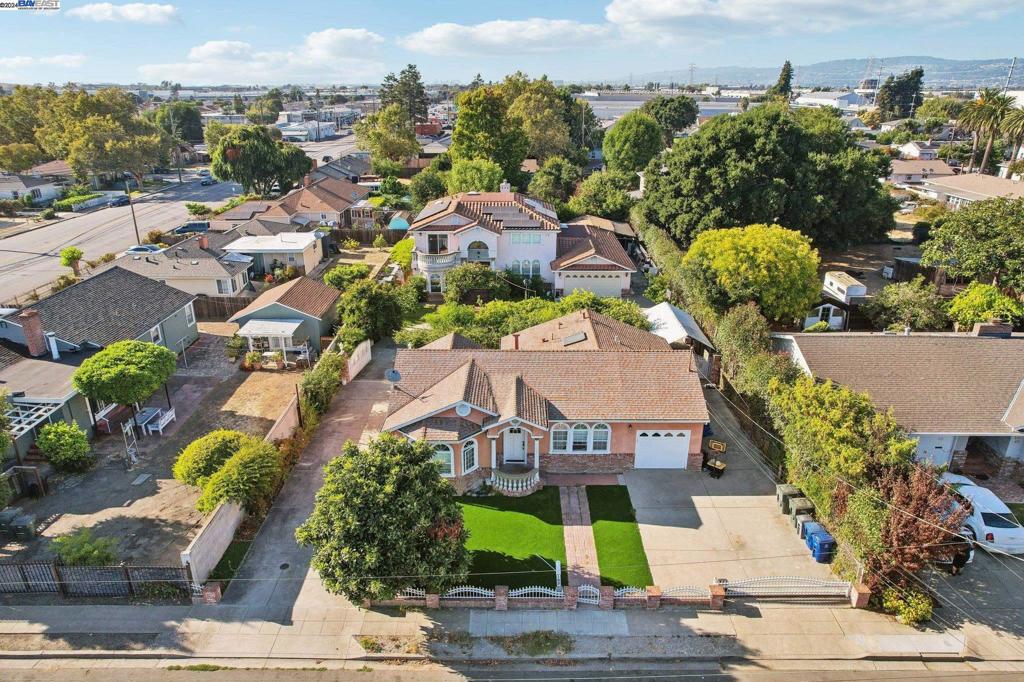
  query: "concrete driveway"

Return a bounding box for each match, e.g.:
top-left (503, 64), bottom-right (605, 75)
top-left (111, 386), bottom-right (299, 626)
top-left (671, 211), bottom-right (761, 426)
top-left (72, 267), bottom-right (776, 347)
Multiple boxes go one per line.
top-left (624, 388), bottom-right (834, 588)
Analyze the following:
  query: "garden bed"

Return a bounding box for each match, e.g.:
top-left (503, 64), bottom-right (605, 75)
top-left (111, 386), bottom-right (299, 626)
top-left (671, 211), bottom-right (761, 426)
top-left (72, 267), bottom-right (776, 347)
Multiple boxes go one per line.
top-left (587, 485), bottom-right (653, 588)
top-left (457, 488), bottom-right (567, 589)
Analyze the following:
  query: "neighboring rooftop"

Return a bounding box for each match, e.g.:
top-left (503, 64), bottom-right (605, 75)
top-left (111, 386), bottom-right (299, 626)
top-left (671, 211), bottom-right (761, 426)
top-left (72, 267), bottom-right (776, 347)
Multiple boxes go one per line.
top-left (778, 333), bottom-right (1024, 434)
top-left (263, 177), bottom-right (371, 218)
top-left (566, 215), bottom-right (637, 240)
top-left (411, 192), bottom-right (561, 234)
top-left (551, 223), bottom-right (636, 272)
top-left (27, 159), bottom-right (74, 177)
top-left (100, 233), bottom-right (250, 280)
top-left (223, 232), bottom-right (319, 253)
top-left (0, 174), bottom-right (55, 191)
top-left (643, 302), bottom-right (715, 350)
top-left (499, 309), bottom-right (669, 351)
top-left (229, 276), bottom-right (340, 321)
top-left (922, 174), bottom-right (1024, 202)
top-left (890, 159), bottom-right (955, 177)
top-left (19, 267), bottom-right (195, 347)
top-left (214, 200), bottom-right (274, 222)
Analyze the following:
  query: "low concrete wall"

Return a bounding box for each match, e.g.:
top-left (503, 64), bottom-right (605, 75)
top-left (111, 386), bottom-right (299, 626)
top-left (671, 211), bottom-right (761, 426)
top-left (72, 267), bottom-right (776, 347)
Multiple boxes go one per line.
top-left (180, 501), bottom-right (246, 587)
top-left (265, 395), bottom-right (300, 444)
top-left (342, 338), bottom-right (373, 384)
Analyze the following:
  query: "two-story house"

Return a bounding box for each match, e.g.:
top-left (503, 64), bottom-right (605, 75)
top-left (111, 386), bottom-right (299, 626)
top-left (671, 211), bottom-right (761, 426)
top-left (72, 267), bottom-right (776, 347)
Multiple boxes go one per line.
top-left (261, 176), bottom-right (372, 227)
top-left (409, 190), bottom-right (636, 298)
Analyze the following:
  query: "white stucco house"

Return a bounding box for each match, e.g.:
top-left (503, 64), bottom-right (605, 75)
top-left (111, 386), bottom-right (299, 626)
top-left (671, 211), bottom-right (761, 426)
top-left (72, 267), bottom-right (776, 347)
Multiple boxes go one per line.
top-left (0, 174), bottom-right (62, 205)
top-left (408, 189), bottom-right (636, 298)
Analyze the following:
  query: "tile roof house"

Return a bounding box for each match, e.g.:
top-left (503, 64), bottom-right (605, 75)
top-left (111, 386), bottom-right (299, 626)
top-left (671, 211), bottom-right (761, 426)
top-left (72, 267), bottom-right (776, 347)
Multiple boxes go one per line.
top-left (774, 329), bottom-right (1024, 469)
top-left (100, 233), bottom-right (254, 297)
top-left (382, 341), bottom-right (709, 494)
top-left (499, 309), bottom-right (669, 351)
top-left (262, 176), bottom-right (372, 227)
top-left (228, 276), bottom-right (340, 355)
top-left (888, 159), bottom-right (955, 186)
top-left (408, 190), bottom-right (636, 298)
top-left (309, 155), bottom-right (372, 184)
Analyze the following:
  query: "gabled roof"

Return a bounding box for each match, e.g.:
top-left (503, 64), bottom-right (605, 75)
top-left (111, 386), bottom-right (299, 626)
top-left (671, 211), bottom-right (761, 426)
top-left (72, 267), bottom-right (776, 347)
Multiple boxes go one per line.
top-left (410, 192), bottom-right (561, 234)
top-left (422, 332), bottom-right (483, 350)
top-left (890, 159), bottom-right (955, 176)
top-left (383, 350), bottom-right (708, 433)
top-left (398, 416), bottom-right (481, 441)
top-left (215, 200), bottom-right (274, 222)
top-left (100, 233), bottom-right (249, 280)
top-left (566, 215), bottom-right (637, 240)
top-left (264, 177), bottom-right (371, 217)
top-left (23, 267), bottom-right (195, 347)
top-left (233, 216), bottom-right (306, 237)
top-left (644, 302), bottom-right (715, 350)
top-left (28, 159), bottom-right (74, 177)
top-left (499, 309), bottom-right (669, 351)
top-left (922, 174), bottom-right (1024, 201)
top-left (0, 174), bottom-right (55, 191)
top-left (551, 223), bottom-right (636, 272)
top-left (777, 333), bottom-right (1024, 435)
top-left (223, 232), bottom-right (318, 253)
top-left (229, 276), bottom-right (339, 321)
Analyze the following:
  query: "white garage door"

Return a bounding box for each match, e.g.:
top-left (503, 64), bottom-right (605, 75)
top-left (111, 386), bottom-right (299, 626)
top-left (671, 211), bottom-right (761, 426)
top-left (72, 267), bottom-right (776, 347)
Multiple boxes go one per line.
top-left (563, 273), bottom-right (622, 297)
top-left (634, 430), bottom-right (692, 469)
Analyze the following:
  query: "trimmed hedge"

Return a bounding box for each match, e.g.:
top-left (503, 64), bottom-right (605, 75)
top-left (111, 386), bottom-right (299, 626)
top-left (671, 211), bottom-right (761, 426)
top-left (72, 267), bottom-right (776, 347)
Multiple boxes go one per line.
top-left (196, 440), bottom-right (281, 513)
top-left (300, 351), bottom-right (348, 416)
top-left (173, 429), bottom-right (256, 486)
top-left (53, 193), bottom-right (102, 212)
top-left (36, 422), bottom-right (91, 472)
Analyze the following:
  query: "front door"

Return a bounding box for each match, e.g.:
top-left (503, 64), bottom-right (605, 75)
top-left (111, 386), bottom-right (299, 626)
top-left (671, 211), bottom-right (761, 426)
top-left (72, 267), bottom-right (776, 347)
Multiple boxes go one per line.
top-left (503, 428), bottom-right (527, 464)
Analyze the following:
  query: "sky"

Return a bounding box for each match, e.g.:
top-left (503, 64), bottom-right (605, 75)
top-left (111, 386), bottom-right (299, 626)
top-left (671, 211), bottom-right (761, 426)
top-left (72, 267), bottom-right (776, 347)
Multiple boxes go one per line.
top-left (1, 0), bottom-right (1023, 86)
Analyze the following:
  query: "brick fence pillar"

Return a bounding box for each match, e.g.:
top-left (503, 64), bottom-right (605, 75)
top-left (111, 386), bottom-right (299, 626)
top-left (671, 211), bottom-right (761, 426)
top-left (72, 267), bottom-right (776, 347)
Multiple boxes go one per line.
top-left (425, 593), bottom-right (440, 609)
top-left (709, 583), bottom-right (726, 610)
top-left (563, 586), bottom-right (578, 610)
top-left (849, 583), bottom-right (871, 609)
top-left (646, 585), bottom-right (662, 610)
top-left (494, 585), bottom-right (508, 611)
top-left (599, 586), bottom-right (615, 610)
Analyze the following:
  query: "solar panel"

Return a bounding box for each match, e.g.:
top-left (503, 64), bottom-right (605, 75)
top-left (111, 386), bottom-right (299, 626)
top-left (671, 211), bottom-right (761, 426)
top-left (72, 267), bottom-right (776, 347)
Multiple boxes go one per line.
top-left (562, 331), bottom-right (587, 346)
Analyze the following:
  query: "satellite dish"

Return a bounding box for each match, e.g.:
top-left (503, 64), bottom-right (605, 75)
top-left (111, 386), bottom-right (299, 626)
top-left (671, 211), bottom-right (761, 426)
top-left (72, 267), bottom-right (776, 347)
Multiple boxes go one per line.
top-left (385, 368), bottom-right (402, 383)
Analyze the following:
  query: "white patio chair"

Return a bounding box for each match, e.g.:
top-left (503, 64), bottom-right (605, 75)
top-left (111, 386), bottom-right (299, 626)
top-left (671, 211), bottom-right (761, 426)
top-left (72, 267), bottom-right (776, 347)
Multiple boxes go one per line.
top-left (147, 407), bottom-right (177, 435)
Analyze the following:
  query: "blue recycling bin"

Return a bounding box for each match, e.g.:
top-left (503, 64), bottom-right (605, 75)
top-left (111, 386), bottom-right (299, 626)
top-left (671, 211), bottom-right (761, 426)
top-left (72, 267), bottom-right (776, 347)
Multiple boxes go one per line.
top-left (803, 522), bottom-right (824, 548)
top-left (810, 531), bottom-right (836, 563)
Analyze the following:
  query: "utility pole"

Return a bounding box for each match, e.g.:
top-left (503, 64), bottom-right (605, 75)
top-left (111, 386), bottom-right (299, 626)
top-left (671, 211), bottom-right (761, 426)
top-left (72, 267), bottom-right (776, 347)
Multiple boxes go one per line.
top-left (125, 179), bottom-right (141, 245)
top-left (1004, 57), bottom-right (1017, 94)
top-left (168, 105), bottom-right (183, 184)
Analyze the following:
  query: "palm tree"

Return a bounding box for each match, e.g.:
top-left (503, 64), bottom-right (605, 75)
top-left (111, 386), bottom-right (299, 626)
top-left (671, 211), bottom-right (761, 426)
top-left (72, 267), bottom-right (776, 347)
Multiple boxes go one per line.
top-left (1003, 108), bottom-right (1024, 172)
top-left (957, 100), bottom-right (983, 172)
top-left (974, 88), bottom-right (1016, 174)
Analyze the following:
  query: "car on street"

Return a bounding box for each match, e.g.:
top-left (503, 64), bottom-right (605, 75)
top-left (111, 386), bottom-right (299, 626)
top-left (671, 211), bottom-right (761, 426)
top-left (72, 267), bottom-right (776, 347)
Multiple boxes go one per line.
top-left (109, 195), bottom-right (130, 207)
top-left (942, 472), bottom-right (1024, 554)
top-left (322, 155), bottom-right (333, 162)
top-left (200, 178), bottom-right (218, 186)
top-left (121, 244), bottom-right (163, 257)
top-left (198, 169), bottom-right (211, 177)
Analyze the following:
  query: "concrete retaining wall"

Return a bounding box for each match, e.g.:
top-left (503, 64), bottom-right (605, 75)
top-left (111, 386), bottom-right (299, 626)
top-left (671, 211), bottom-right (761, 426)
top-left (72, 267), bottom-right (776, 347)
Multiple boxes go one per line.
top-left (180, 501), bottom-right (246, 587)
top-left (265, 395), bottom-right (300, 444)
top-left (343, 339), bottom-right (373, 384)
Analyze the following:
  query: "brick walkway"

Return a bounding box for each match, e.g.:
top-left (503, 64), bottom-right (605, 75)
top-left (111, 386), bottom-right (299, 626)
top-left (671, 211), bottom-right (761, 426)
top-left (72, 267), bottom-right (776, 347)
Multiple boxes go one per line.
top-left (559, 486), bottom-right (601, 587)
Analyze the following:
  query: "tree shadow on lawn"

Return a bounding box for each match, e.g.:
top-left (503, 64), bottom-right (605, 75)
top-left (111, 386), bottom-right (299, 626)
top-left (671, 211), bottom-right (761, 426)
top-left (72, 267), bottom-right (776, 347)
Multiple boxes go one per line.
top-left (463, 550), bottom-right (568, 590)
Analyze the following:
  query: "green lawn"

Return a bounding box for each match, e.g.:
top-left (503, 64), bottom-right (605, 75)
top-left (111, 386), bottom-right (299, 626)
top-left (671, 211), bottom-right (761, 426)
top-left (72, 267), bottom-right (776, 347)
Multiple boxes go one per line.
top-left (208, 540), bottom-right (251, 592)
top-left (587, 486), bottom-right (653, 588)
top-left (458, 488), bottom-right (567, 589)
top-left (402, 302), bottom-right (437, 325)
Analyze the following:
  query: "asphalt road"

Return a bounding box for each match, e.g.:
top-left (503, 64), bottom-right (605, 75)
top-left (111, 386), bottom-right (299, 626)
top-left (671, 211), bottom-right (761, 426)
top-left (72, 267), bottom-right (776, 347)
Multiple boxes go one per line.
top-left (0, 177), bottom-right (241, 302)
top-left (293, 132), bottom-right (358, 164)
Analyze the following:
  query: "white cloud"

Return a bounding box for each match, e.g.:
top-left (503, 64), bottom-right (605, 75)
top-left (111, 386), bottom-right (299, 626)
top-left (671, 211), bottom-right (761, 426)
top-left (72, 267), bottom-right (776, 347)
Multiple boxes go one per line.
top-left (68, 3), bottom-right (178, 24)
top-left (0, 54), bottom-right (86, 78)
top-left (399, 18), bottom-right (610, 56)
top-left (138, 28), bottom-right (386, 84)
top-left (605, 0), bottom-right (1010, 41)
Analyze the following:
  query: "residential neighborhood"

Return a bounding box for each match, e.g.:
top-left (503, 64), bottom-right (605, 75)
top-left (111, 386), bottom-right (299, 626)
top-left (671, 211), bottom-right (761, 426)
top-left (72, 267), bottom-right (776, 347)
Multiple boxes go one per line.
top-left (3, 2), bottom-right (1024, 680)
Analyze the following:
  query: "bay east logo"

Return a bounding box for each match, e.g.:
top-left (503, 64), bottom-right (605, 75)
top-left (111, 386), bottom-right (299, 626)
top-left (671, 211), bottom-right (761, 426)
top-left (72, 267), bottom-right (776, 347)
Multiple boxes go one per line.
top-left (0, 0), bottom-right (61, 9)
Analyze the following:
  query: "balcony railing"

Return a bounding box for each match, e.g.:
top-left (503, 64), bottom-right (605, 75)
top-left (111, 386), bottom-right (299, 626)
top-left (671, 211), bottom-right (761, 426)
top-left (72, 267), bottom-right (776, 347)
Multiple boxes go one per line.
top-left (491, 468), bottom-right (541, 497)
top-left (416, 251), bottom-right (460, 269)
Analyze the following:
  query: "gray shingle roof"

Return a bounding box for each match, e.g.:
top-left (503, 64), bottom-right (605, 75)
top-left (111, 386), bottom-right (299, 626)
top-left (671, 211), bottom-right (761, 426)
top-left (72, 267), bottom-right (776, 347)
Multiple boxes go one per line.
top-left (101, 233), bottom-right (249, 280)
top-left (25, 267), bottom-right (196, 347)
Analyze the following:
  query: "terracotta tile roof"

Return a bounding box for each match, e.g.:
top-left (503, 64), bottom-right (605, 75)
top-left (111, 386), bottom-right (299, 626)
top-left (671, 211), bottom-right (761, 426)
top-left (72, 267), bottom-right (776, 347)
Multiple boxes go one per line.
top-left (28, 159), bottom-right (73, 177)
top-left (410, 192), bottom-right (561, 234)
top-left (489, 374), bottom-right (549, 427)
top-left (551, 224), bottom-right (635, 272)
top-left (566, 215), bottom-right (637, 239)
top-left (500, 309), bottom-right (669, 351)
top-left (780, 333), bottom-right (1024, 434)
top-left (398, 417), bottom-right (481, 441)
top-left (228, 276), bottom-right (339, 321)
top-left (264, 178), bottom-right (371, 217)
top-left (383, 350), bottom-right (708, 432)
top-left (421, 332), bottom-right (483, 350)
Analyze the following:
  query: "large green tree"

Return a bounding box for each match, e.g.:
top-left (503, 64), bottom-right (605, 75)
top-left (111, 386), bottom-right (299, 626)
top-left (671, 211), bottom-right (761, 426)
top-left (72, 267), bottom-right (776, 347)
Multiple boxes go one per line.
top-left (211, 125), bottom-right (309, 195)
top-left (66, 116), bottom-right (166, 188)
top-left (409, 167), bottom-right (447, 209)
top-left (295, 435), bottom-right (469, 601)
top-left (947, 282), bottom-right (1024, 329)
top-left (865, 277), bottom-right (948, 331)
top-left (640, 95), bottom-right (699, 145)
top-left (450, 86), bottom-right (529, 185)
top-left (507, 79), bottom-right (572, 162)
top-left (921, 197), bottom-right (1024, 292)
top-left (767, 61), bottom-right (794, 97)
top-left (0, 143), bottom-right (44, 173)
top-left (380, 64), bottom-right (429, 126)
top-left (146, 100), bottom-right (204, 142)
top-left (916, 96), bottom-right (965, 121)
top-left (874, 68), bottom-right (924, 121)
top-left (338, 280), bottom-right (404, 341)
top-left (602, 111), bottom-right (663, 174)
top-left (638, 104), bottom-right (896, 249)
top-left (566, 170), bottom-right (634, 220)
top-left (528, 156), bottom-right (582, 204)
top-left (681, 224), bottom-right (821, 322)
top-left (445, 158), bottom-right (503, 193)
top-left (0, 85), bottom-right (55, 146)
top-left (72, 340), bottom-right (177, 414)
top-left (354, 103), bottom-right (420, 163)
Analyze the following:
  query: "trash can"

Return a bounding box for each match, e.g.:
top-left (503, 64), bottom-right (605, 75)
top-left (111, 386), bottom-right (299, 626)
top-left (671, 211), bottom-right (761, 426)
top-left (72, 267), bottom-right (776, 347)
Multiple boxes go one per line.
top-left (11, 514), bottom-right (36, 541)
top-left (776, 484), bottom-right (801, 514)
top-left (803, 522), bottom-right (825, 548)
top-left (789, 497), bottom-right (814, 526)
top-left (810, 531), bottom-right (836, 563)
top-left (0, 507), bottom-right (21, 539)
top-left (795, 514), bottom-right (815, 538)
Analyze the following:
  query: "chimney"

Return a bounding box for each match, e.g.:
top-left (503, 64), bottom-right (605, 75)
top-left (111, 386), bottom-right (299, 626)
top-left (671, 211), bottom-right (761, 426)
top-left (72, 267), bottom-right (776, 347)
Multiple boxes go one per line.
top-left (512, 333), bottom-right (520, 350)
top-left (197, 234), bottom-right (209, 250)
top-left (311, 158), bottom-right (318, 170)
top-left (46, 332), bottom-right (60, 360)
top-left (972, 319), bottom-right (1013, 338)
top-left (303, 174), bottom-right (312, 187)
top-left (18, 309), bottom-right (47, 357)
top-left (499, 179), bottom-right (511, 193)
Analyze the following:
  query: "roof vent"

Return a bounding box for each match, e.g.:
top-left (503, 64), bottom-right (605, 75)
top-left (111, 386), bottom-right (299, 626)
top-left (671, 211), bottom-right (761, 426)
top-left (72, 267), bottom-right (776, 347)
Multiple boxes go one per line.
top-left (190, 260), bottom-right (199, 266)
top-left (562, 331), bottom-right (587, 347)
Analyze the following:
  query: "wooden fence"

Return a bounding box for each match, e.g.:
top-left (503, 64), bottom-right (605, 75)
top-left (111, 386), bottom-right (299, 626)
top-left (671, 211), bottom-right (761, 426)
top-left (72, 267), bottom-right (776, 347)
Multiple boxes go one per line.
top-left (333, 227), bottom-right (406, 246)
top-left (0, 561), bottom-right (191, 598)
top-left (192, 295), bottom-right (254, 321)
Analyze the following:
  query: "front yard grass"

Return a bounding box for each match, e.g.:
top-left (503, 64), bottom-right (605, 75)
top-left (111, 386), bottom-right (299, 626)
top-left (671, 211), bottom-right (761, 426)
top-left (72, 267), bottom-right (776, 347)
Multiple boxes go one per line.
top-left (587, 485), bottom-right (653, 588)
top-left (458, 488), bottom-right (567, 589)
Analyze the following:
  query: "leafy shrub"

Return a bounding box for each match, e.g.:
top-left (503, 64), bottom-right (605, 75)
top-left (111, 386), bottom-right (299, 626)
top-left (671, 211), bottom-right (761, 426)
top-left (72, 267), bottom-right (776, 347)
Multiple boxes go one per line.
top-left (85, 253), bottom-right (115, 268)
top-left (947, 282), bottom-right (1024, 329)
top-left (391, 238), bottom-right (414, 272)
top-left (59, 246), bottom-right (83, 268)
top-left (300, 351), bottom-right (348, 415)
top-left (39, 207), bottom-right (56, 220)
top-left (373, 233), bottom-right (387, 250)
top-left (804, 320), bottom-right (831, 332)
top-left (396, 277), bottom-right (426, 317)
top-left (339, 326), bottom-right (369, 354)
top-left (53, 193), bottom-right (102, 212)
top-left (244, 350), bottom-right (263, 367)
top-left (443, 263), bottom-right (512, 304)
top-left (36, 422), bottom-right (91, 472)
top-left (144, 230), bottom-right (165, 244)
top-left (196, 440), bottom-right (281, 513)
top-left (0, 200), bottom-right (20, 217)
top-left (338, 280), bottom-right (403, 341)
top-left (323, 263), bottom-right (371, 291)
top-left (881, 587), bottom-right (933, 625)
top-left (225, 334), bottom-right (247, 360)
top-left (52, 528), bottom-right (118, 566)
top-left (341, 238), bottom-right (360, 251)
top-left (173, 429), bottom-right (255, 486)
top-left (185, 202), bottom-right (211, 216)
top-left (51, 274), bottom-right (79, 292)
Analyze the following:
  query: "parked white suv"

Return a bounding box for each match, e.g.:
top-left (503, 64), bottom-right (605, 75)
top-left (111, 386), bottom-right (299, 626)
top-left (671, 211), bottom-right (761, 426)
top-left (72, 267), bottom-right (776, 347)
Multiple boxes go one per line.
top-left (942, 473), bottom-right (1024, 554)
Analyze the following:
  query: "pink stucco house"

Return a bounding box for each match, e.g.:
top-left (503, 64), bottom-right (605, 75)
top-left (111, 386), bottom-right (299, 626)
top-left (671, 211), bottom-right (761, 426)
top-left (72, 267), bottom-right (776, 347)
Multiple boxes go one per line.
top-left (382, 311), bottom-right (709, 495)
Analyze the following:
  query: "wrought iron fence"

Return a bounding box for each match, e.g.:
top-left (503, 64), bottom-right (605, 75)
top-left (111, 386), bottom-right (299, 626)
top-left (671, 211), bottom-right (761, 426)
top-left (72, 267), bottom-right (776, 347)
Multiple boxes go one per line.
top-left (0, 561), bottom-right (190, 599)
top-left (663, 585), bottom-right (712, 600)
top-left (443, 585), bottom-right (495, 599)
top-left (577, 584), bottom-right (601, 604)
top-left (508, 585), bottom-right (564, 599)
top-left (719, 576), bottom-right (850, 599)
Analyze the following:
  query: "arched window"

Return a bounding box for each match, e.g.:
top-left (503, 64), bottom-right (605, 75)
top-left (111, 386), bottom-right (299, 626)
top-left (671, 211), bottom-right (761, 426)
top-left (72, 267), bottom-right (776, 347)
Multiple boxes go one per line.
top-left (532, 260), bottom-right (541, 277)
top-left (462, 440), bottom-right (478, 473)
top-left (432, 444), bottom-right (454, 477)
top-left (510, 260), bottom-right (521, 275)
top-left (591, 423), bottom-right (610, 452)
top-left (551, 423), bottom-right (569, 452)
top-left (571, 424), bottom-right (589, 452)
top-left (521, 260), bottom-right (532, 277)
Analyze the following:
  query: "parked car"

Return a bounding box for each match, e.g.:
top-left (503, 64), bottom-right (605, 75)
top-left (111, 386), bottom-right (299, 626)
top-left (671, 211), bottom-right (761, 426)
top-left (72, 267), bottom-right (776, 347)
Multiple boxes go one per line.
top-left (121, 244), bottom-right (163, 256)
top-left (198, 169), bottom-right (211, 177)
top-left (322, 155), bottom-right (333, 162)
top-left (200, 178), bottom-right (218, 186)
top-left (109, 195), bottom-right (130, 207)
top-left (941, 472), bottom-right (1024, 554)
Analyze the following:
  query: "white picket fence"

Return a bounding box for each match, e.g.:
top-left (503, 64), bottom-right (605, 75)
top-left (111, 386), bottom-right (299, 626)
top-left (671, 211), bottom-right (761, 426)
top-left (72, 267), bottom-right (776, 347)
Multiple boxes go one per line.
top-left (508, 585), bottom-right (564, 599)
top-left (578, 584), bottom-right (601, 605)
top-left (720, 576), bottom-right (850, 599)
top-left (444, 585), bottom-right (495, 599)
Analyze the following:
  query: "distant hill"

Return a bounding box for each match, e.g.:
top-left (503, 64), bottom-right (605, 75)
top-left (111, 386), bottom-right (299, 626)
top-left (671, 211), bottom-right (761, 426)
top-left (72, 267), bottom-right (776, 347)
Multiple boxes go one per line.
top-left (620, 56), bottom-right (1021, 89)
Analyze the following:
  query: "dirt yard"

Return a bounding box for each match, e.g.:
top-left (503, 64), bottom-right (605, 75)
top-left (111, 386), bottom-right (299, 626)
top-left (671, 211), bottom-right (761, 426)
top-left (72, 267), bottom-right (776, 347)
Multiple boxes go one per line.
top-left (0, 333), bottom-right (302, 567)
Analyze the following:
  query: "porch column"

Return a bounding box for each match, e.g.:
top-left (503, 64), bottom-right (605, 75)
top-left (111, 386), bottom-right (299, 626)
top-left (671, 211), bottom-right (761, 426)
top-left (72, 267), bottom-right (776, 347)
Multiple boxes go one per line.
top-left (489, 437), bottom-right (498, 469)
top-left (533, 437), bottom-right (540, 471)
